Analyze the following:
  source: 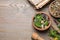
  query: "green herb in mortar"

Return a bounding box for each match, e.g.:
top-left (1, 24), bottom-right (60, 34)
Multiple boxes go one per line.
top-left (34, 14), bottom-right (49, 28)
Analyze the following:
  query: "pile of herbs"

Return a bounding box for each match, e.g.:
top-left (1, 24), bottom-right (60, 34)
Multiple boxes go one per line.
top-left (34, 14), bottom-right (49, 28)
top-left (49, 30), bottom-right (60, 40)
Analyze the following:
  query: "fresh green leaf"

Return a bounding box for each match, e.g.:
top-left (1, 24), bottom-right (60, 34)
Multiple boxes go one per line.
top-left (49, 30), bottom-right (57, 38)
top-left (35, 14), bottom-right (44, 20)
top-left (44, 21), bottom-right (49, 26)
top-left (49, 30), bottom-right (60, 40)
top-left (34, 21), bottom-right (41, 28)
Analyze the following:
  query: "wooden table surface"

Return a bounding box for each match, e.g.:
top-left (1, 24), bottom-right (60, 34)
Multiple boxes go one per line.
top-left (0, 0), bottom-right (55, 40)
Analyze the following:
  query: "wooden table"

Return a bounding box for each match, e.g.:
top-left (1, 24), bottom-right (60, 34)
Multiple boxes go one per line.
top-left (0, 0), bottom-right (55, 40)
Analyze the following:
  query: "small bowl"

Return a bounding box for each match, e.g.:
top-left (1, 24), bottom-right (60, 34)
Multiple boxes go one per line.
top-left (32, 12), bottom-right (51, 31)
top-left (49, 1), bottom-right (60, 18)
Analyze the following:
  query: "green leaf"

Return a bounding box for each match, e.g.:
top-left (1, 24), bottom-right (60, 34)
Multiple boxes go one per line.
top-left (49, 29), bottom-right (60, 40)
top-left (35, 14), bottom-right (44, 21)
top-left (44, 21), bottom-right (49, 26)
top-left (34, 21), bottom-right (41, 28)
top-left (49, 30), bottom-right (57, 38)
top-left (34, 14), bottom-right (44, 28)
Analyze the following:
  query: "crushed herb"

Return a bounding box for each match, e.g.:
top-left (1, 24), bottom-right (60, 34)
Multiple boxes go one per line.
top-left (49, 30), bottom-right (60, 40)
